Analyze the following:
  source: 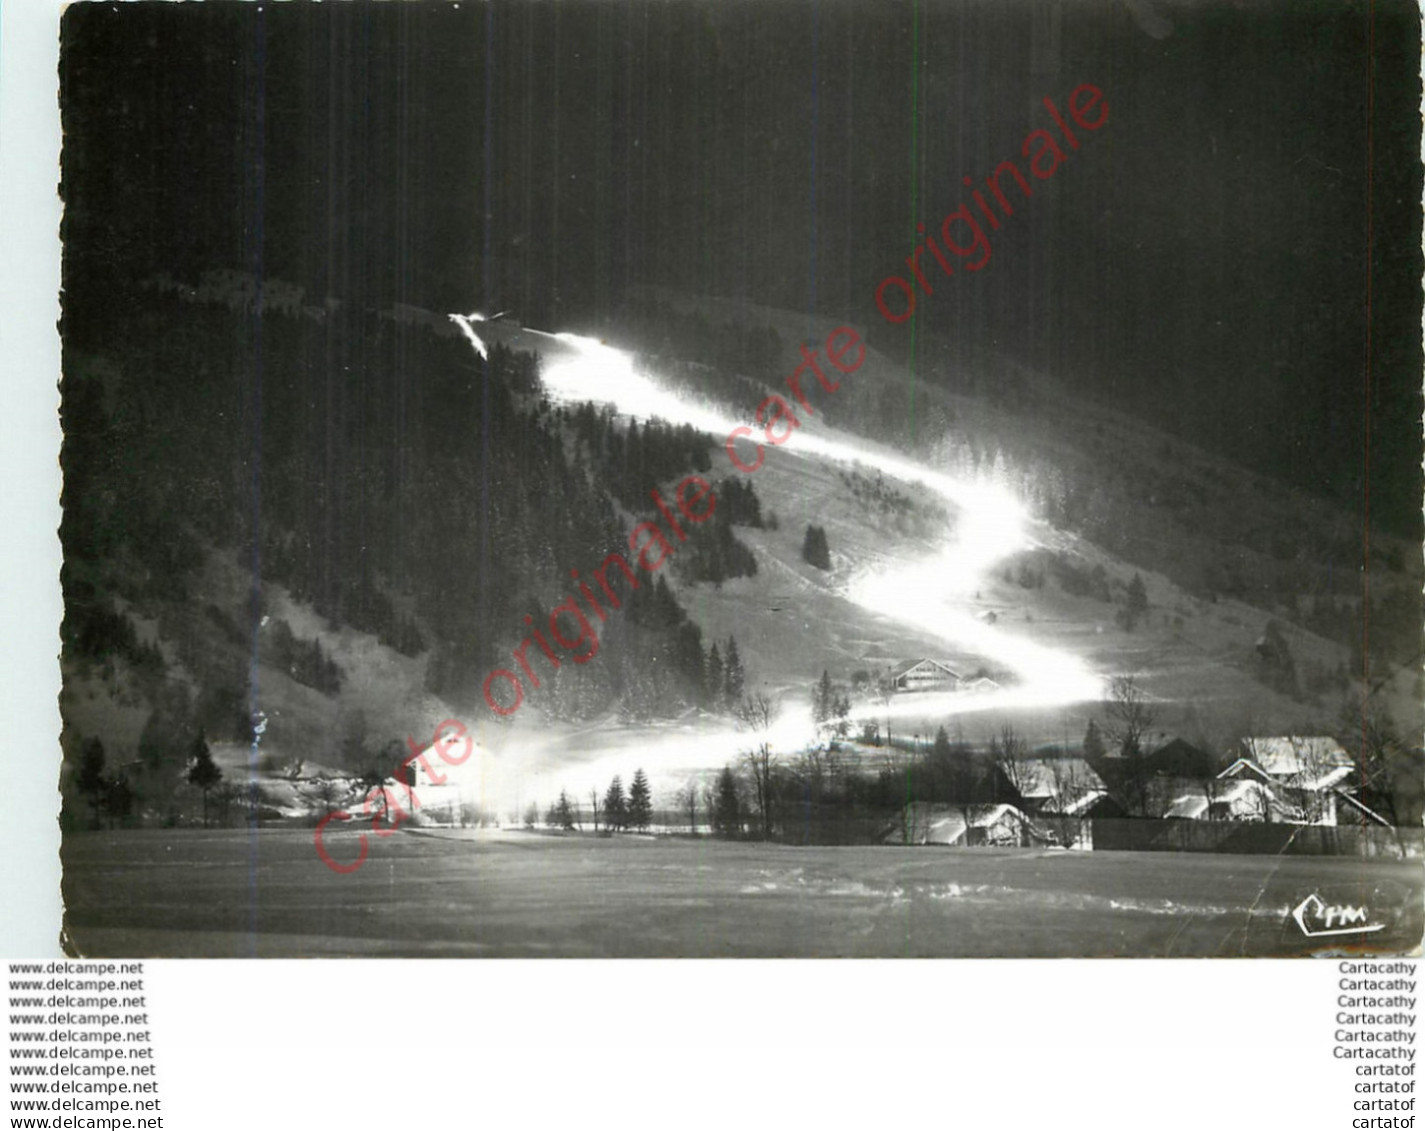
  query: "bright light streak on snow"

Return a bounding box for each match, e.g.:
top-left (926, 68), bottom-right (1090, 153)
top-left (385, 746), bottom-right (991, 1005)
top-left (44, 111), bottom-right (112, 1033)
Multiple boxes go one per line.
top-left (846, 564), bottom-right (1103, 709)
top-left (452, 321), bottom-right (1102, 724)
top-left (532, 332), bottom-right (1030, 577)
top-left (448, 312), bottom-right (489, 359)
top-left (513, 703), bottom-right (817, 808)
top-left (538, 331), bottom-right (746, 439)
top-left (784, 431), bottom-right (1029, 590)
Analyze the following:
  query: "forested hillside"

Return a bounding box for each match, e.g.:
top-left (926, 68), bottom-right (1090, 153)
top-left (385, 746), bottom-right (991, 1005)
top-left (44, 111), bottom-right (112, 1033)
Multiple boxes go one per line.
top-left (58, 284), bottom-right (758, 822)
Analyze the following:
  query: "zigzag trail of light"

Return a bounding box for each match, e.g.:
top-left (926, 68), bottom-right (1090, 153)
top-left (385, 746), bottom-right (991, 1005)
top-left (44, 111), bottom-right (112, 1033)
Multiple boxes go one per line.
top-left (468, 326), bottom-right (1104, 714)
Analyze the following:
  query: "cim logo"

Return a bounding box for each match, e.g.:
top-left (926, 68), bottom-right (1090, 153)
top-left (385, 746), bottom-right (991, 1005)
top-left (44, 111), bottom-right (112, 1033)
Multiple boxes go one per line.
top-left (1292, 893), bottom-right (1385, 938)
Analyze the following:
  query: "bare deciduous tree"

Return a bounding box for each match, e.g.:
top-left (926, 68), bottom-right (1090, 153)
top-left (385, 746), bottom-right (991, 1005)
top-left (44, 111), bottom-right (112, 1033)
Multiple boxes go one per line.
top-left (1284, 736), bottom-right (1347, 825)
top-left (674, 779), bottom-right (700, 835)
top-left (1200, 764), bottom-right (1222, 822)
top-left (875, 672), bottom-right (896, 754)
top-left (1104, 675), bottom-right (1158, 816)
top-left (735, 692), bottom-right (780, 839)
top-left (990, 724), bottom-right (1034, 803)
top-left (1336, 691), bottom-right (1409, 827)
top-left (734, 691), bottom-right (777, 733)
top-left (793, 746), bottom-right (832, 804)
top-left (1045, 757), bottom-right (1091, 848)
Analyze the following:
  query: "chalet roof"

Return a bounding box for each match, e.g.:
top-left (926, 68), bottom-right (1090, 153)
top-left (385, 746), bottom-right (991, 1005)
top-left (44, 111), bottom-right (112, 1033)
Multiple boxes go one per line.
top-left (1042, 788), bottom-right (1110, 816)
top-left (963, 803), bottom-right (1030, 827)
top-left (1220, 755), bottom-right (1353, 793)
top-left (1163, 776), bottom-right (1275, 819)
top-left (889, 658), bottom-right (960, 680)
top-left (895, 802), bottom-right (1048, 845)
top-left (1012, 757), bottom-right (1107, 802)
top-left (1241, 736), bottom-right (1352, 776)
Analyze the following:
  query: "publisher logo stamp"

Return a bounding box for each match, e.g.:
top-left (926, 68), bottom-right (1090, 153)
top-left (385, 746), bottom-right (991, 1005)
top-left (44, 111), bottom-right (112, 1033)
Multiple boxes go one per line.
top-left (1293, 893), bottom-right (1387, 938)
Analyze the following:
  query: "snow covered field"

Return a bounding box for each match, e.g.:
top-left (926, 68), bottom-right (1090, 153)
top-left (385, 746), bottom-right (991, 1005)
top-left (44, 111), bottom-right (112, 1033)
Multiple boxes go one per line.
top-left (61, 829), bottom-right (1422, 958)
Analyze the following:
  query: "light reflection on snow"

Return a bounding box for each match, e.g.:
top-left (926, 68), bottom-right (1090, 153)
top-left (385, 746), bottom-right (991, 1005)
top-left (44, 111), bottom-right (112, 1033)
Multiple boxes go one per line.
top-left (845, 554), bottom-right (1102, 708)
top-left (458, 322), bottom-right (1103, 749)
top-left (447, 312), bottom-right (490, 359)
top-left (538, 332), bottom-right (1030, 571)
top-left (538, 330), bottom-right (745, 439)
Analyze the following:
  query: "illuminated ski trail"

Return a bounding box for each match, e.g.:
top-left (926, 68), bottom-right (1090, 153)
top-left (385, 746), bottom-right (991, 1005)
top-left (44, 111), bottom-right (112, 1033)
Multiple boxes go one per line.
top-left (472, 326), bottom-right (1103, 713)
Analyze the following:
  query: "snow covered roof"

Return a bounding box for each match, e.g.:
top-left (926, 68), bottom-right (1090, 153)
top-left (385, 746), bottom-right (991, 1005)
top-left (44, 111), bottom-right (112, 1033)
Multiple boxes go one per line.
top-left (1160, 776), bottom-right (1277, 820)
top-left (1216, 777), bottom-right (1271, 805)
top-left (1043, 788), bottom-right (1110, 816)
top-left (1221, 754), bottom-right (1354, 793)
top-left (1164, 794), bottom-right (1209, 820)
top-left (889, 658), bottom-right (960, 680)
top-left (1301, 765), bottom-right (1354, 791)
top-left (963, 803), bottom-right (1028, 827)
top-left (1012, 757), bottom-right (1106, 800)
top-left (1241, 736), bottom-right (1352, 777)
top-left (1163, 774), bottom-right (1348, 824)
top-left (895, 802), bottom-right (1045, 845)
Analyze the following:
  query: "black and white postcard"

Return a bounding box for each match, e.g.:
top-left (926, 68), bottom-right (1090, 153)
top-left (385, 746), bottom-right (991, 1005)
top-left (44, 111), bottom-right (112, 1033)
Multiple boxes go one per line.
top-left (37, 0), bottom-right (1425, 963)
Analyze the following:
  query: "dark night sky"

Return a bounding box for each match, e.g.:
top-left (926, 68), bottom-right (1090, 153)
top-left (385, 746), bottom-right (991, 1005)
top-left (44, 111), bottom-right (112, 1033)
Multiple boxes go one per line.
top-left (59, 0), bottom-right (1422, 534)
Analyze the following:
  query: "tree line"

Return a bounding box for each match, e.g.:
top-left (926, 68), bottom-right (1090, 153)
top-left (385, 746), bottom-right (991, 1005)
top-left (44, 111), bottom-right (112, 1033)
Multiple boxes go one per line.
top-left (526, 769), bottom-right (655, 834)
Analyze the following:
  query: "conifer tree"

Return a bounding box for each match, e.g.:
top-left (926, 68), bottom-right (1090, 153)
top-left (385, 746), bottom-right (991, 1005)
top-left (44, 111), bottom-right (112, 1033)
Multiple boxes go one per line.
top-left (723, 637), bottom-right (745, 704)
top-left (674, 622), bottom-right (706, 701)
top-left (705, 643), bottom-right (725, 710)
top-left (104, 775), bottom-right (135, 828)
top-left (186, 730), bottom-right (223, 826)
top-left (1125, 573), bottom-right (1149, 631)
top-left (554, 789), bottom-right (576, 831)
top-left (711, 766), bottom-right (742, 838)
top-left (138, 683), bottom-right (198, 790)
top-left (801, 524), bottom-right (831, 570)
top-left (813, 670), bottom-right (835, 725)
top-left (1083, 718), bottom-right (1106, 761)
top-left (627, 769), bottom-right (652, 832)
top-left (603, 775), bottom-right (628, 832)
top-left (76, 737), bottom-right (107, 826)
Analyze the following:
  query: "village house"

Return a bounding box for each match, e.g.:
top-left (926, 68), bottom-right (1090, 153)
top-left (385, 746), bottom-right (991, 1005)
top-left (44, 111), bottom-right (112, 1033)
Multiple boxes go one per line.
top-left (1221, 736), bottom-right (1355, 825)
top-left (1010, 757), bottom-right (1109, 818)
top-left (889, 658), bottom-right (961, 693)
top-left (1237, 736), bottom-right (1354, 787)
top-left (1160, 775), bottom-right (1287, 823)
top-left (1152, 736), bottom-right (1374, 827)
top-left (1144, 737), bottom-right (1218, 779)
top-left (894, 802), bottom-right (1050, 847)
